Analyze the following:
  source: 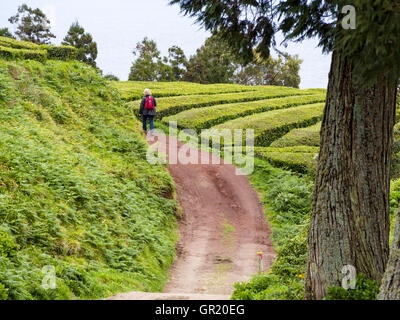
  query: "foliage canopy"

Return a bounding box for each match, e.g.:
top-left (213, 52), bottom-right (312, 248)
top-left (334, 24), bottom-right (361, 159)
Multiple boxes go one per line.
top-left (9, 4), bottom-right (56, 45)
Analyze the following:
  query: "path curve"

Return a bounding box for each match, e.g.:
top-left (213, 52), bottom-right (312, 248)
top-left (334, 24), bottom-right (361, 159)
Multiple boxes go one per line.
top-left (109, 135), bottom-right (275, 300)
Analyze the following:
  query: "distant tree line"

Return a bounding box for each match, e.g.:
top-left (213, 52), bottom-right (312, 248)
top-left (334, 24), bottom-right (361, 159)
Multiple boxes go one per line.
top-left (1, 4), bottom-right (301, 87)
top-left (1, 4), bottom-right (98, 69)
top-left (129, 35), bottom-right (302, 88)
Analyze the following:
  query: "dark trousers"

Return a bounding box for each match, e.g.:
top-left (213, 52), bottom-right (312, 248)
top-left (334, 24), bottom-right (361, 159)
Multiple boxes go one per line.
top-left (142, 115), bottom-right (154, 133)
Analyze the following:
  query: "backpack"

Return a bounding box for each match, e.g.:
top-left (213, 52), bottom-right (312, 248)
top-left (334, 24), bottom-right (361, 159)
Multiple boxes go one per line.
top-left (144, 96), bottom-right (155, 110)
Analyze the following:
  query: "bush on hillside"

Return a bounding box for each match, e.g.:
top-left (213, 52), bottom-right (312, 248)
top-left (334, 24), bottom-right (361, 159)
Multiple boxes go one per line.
top-left (254, 147), bottom-right (318, 175)
top-left (0, 36), bottom-right (78, 62)
top-left (0, 46), bottom-right (47, 62)
top-left (148, 88), bottom-right (323, 119)
top-left (40, 45), bottom-right (77, 61)
top-left (165, 95), bottom-right (326, 132)
top-left (270, 122), bottom-right (321, 148)
top-left (0, 36), bottom-right (40, 50)
top-left (324, 274), bottom-right (379, 300)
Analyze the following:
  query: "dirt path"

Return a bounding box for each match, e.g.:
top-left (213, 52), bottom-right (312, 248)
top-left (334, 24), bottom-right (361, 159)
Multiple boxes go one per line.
top-left (109, 135), bottom-right (275, 300)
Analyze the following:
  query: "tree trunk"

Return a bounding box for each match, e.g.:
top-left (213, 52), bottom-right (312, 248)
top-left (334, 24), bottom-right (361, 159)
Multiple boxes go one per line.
top-left (379, 209), bottom-right (400, 300)
top-left (305, 50), bottom-right (398, 300)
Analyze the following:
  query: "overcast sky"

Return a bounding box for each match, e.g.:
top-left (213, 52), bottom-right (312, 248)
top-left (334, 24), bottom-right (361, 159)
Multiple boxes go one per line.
top-left (0, 0), bottom-right (331, 89)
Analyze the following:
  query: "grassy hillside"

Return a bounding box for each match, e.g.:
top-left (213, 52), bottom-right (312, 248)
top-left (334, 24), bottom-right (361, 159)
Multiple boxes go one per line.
top-left (0, 56), bottom-right (178, 299)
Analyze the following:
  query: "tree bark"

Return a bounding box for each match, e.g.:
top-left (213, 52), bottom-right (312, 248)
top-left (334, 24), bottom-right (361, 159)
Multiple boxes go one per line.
top-left (305, 50), bottom-right (398, 300)
top-left (379, 209), bottom-right (400, 300)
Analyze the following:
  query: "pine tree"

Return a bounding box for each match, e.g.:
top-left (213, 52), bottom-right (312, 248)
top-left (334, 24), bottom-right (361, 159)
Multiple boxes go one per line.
top-left (168, 45), bottom-right (187, 81)
top-left (184, 35), bottom-right (237, 84)
top-left (9, 4), bottom-right (55, 44)
top-left (62, 22), bottom-right (98, 68)
top-left (170, 0), bottom-right (400, 299)
top-left (235, 53), bottom-right (302, 88)
top-left (129, 38), bottom-right (174, 81)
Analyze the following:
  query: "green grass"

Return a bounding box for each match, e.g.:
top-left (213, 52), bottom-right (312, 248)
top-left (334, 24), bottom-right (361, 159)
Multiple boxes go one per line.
top-left (208, 103), bottom-right (325, 147)
top-left (0, 58), bottom-right (178, 299)
top-left (271, 122), bottom-right (321, 147)
top-left (129, 88), bottom-right (324, 118)
top-left (163, 94), bottom-right (326, 132)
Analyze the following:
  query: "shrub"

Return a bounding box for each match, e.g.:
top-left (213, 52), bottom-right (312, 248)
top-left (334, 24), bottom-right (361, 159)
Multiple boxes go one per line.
top-left (164, 95), bottom-right (326, 131)
top-left (232, 274), bottom-right (305, 300)
top-left (41, 45), bottom-right (77, 61)
top-left (131, 88), bottom-right (324, 118)
top-left (254, 146), bottom-right (319, 175)
top-left (0, 46), bottom-right (47, 62)
top-left (0, 232), bottom-right (19, 258)
top-left (209, 103), bottom-right (325, 147)
top-left (324, 274), bottom-right (379, 300)
top-left (104, 74), bottom-right (119, 81)
top-left (271, 122), bottom-right (321, 147)
top-left (0, 37), bottom-right (78, 63)
top-left (112, 81), bottom-right (262, 101)
top-left (0, 36), bottom-right (40, 50)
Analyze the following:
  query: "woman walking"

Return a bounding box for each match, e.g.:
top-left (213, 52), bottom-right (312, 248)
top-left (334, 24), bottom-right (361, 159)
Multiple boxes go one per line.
top-left (139, 88), bottom-right (157, 135)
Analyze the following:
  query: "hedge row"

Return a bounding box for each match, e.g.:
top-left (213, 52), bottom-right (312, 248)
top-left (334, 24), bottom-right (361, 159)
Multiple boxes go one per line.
top-left (270, 122), bottom-right (322, 147)
top-left (0, 36), bottom-right (77, 62)
top-left (0, 46), bottom-right (47, 62)
top-left (40, 45), bottom-right (77, 61)
top-left (0, 36), bottom-right (40, 50)
top-left (254, 146), bottom-right (319, 175)
top-left (130, 88), bottom-right (324, 118)
top-left (163, 94), bottom-right (326, 132)
top-left (112, 81), bottom-right (276, 101)
top-left (208, 103), bottom-right (325, 147)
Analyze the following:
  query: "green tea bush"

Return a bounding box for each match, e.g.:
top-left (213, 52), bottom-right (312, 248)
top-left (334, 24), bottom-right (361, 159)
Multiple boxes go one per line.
top-left (130, 88), bottom-right (323, 118)
top-left (164, 95), bottom-right (325, 131)
top-left (0, 36), bottom-right (40, 50)
top-left (254, 146), bottom-right (318, 175)
top-left (0, 37), bottom-right (78, 63)
top-left (112, 81), bottom-right (258, 101)
top-left (271, 122), bottom-right (321, 148)
top-left (40, 45), bottom-right (77, 61)
top-left (0, 46), bottom-right (47, 62)
top-left (208, 103), bottom-right (324, 147)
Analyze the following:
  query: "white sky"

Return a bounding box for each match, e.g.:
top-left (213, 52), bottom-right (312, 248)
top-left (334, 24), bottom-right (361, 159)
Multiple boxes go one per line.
top-left (0, 0), bottom-right (331, 89)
